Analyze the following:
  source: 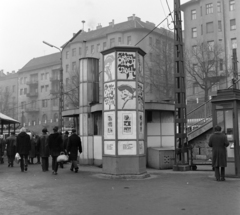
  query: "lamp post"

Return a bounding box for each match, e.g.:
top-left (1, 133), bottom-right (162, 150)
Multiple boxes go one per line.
top-left (43, 41), bottom-right (64, 133)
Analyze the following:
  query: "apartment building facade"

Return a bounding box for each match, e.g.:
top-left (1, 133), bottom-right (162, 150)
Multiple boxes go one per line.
top-left (181, 0), bottom-right (239, 103)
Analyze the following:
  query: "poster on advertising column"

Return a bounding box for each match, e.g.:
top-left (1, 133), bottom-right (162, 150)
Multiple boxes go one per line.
top-left (117, 52), bottom-right (136, 80)
top-left (139, 111), bottom-right (144, 139)
top-left (118, 111), bottom-right (136, 139)
top-left (104, 141), bottom-right (116, 155)
top-left (137, 83), bottom-right (144, 111)
top-left (104, 112), bottom-right (115, 139)
top-left (104, 53), bottom-right (115, 82)
top-left (118, 141), bottom-right (136, 155)
top-left (104, 82), bottom-right (115, 110)
top-left (139, 141), bottom-right (144, 155)
top-left (137, 53), bottom-right (144, 82)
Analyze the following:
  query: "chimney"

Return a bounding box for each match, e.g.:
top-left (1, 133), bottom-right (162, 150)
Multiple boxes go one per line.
top-left (109, 19), bottom-right (114, 27)
top-left (88, 28), bottom-right (91, 32)
top-left (133, 14), bottom-right (135, 20)
top-left (96, 23), bottom-right (102, 30)
top-left (82, 20), bottom-right (85, 31)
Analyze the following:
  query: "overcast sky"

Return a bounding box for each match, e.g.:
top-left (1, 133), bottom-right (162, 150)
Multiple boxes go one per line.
top-left (0, 0), bottom-right (188, 73)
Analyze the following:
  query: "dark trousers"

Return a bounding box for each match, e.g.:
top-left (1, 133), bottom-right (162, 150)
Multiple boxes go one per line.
top-left (19, 154), bottom-right (28, 171)
top-left (41, 157), bottom-right (49, 171)
top-left (51, 156), bottom-right (59, 172)
top-left (215, 167), bottom-right (225, 180)
top-left (7, 155), bottom-right (14, 166)
top-left (71, 160), bottom-right (78, 169)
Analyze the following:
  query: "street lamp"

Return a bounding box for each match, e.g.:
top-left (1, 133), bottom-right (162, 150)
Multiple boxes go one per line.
top-left (43, 41), bottom-right (64, 133)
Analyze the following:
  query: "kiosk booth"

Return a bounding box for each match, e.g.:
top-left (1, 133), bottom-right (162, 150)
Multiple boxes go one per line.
top-left (211, 89), bottom-right (240, 177)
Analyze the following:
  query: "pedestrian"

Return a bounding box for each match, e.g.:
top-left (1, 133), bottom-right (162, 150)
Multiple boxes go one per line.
top-left (208, 125), bottom-right (229, 181)
top-left (37, 128), bottom-right (49, 172)
top-left (0, 135), bottom-right (6, 164)
top-left (35, 134), bottom-right (41, 164)
top-left (63, 131), bottom-right (69, 154)
top-left (5, 132), bottom-right (16, 167)
top-left (48, 126), bottom-right (63, 175)
top-left (29, 133), bottom-right (36, 164)
top-left (16, 127), bottom-right (31, 172)
top-left (67, 128), bottom-right (82, 173)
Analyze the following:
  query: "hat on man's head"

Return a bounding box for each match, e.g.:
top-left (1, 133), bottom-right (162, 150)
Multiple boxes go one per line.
top-left (65, 131), bottom-right (69, 135)
top-left (72, 128), bottom-right (76, 133)
top-left (42, 128), bottom-right (48, 133)
top-left (53, 126), bottom-right (58, 132)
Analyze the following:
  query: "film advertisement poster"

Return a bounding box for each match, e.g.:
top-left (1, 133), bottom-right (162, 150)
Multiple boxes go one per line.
top-left (104, 141), bottom-right (116, 155)
top-left (137, 53), bottom-right (144, 82)
top-left (104, 53), bottom-right (115, 82)
top-left (117, 81), bottom-right (136, 109)
top-left (104, 112), bottom-right (115, 139)
top-left (104, 82), bottom-right (115, 110)
top-left (118, 141), bottom-right (136, 155)
top-left (139, 141), bottom-right (144, 155)
top-left (118, 111), bottom-right (136, 139)
top-left (137, 83), bottom-right (144, 110)
top-left (117, 52), bottom-right (136, 80)
top-left (139, 112), bottom-right (144, 139)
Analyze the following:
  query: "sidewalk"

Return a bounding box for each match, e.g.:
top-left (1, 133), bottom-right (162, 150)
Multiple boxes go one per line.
top-left (0, 163), bottom-right (239, 215)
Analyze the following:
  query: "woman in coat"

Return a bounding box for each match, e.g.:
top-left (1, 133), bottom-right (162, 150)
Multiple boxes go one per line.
top-left (67, 128), bottom-right (82, 173)
top-left (37, 128), bottom-right (49, 171)
top-left (5, 132), bottom-right (16, 167)
top-left (208, 125), bottom-right (229, 181)
top-left (29, 133), bottom-right (36, 164)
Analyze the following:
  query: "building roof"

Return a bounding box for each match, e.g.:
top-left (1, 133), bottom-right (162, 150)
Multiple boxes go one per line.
top-left (19, 52), bottom-right (61, 73)
top-left (181, 0), bottom-right (200, 10)
top-left (65, 16), bottom-right (173, 47)
top-left (0, 112), bottom-right (20, 124)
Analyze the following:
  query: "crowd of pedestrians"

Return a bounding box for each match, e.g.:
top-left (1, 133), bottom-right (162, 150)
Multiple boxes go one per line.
top-left (0, 126), bottom-right (82, 175)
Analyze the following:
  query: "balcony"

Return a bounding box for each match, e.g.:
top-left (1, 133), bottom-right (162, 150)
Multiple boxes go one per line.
top-left (50, 77), bottom-right (60, 82)
top-left (25, 107), bottom-right (40, 113)
top-left (26, 80), bottom-right (38, 85)
top-left (50, 89), bottom-right (59, 95)
top-left (26, 92), bottom-right (38, 97)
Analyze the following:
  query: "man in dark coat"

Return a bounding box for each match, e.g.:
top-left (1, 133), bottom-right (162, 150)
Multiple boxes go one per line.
top-left (16, 127), bottom-right (31, 172)
top-left (67, 128), bottom-right (82, 173)
top-left (208, 125), bottom-right (229, 181)
top-left (6, 132), bottom-right (16, 167)
top-left (37, 128), bottom-right (49, 172)
top-left (48, 126), bottom-right (63, 175)
top-left (0, 135), bottom-right (6, 164)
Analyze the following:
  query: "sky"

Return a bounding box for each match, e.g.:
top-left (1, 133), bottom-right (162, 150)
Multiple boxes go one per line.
top-left (0, 0), bottom-right (188, 73)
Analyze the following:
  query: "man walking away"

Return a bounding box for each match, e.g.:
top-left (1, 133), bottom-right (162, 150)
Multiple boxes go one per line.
top-left (0, 135), bottom-right (6, 164)
top-left (48, 126), bottom-right (63, 175)
top-left (6, 132), bottom-right (16, 167)
top-left (67, 128), bottom-right (82, 173)
top-left (208, 125), bottom-right (229, 181)
top-left (16, 127), bottom-right (31, 172)
top-left (37, 128), bottom-right (50, 172)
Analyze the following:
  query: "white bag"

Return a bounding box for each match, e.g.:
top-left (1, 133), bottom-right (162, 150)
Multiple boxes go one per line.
top-left (15, 153), bottom-right (21, 163)
top-left (57, 153), bottom-right (69, 162)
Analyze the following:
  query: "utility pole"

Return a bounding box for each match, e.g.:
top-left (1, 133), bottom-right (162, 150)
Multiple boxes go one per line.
top-left (232, 48), bottom-right (238, 89)
top-left (173, 0), bottom-right (189, 170)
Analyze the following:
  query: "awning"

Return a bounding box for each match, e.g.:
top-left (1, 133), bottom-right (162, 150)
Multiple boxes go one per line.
top-left (0, 113), bottom-right (20, 124)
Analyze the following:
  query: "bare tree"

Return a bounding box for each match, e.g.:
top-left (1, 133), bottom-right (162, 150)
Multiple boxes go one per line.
top-left (0, 89), bottom-right (12, 116)
top-left (185, 41), bottom-right (230, 102)
top-left (145, 28), bottom-right (174, 101)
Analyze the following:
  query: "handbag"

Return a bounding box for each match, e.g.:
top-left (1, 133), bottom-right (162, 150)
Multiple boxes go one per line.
top-left (15, 153), bottom-right (21, 164)
top-left (57, 152), bottom-right (69, 162)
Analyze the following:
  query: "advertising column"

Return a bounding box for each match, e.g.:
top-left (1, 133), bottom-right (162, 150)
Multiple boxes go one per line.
top-left (102, 46), bottom-right (146, 175)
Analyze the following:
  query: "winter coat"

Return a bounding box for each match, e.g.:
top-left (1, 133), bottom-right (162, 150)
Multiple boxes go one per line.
top-left (16, 132), bottom-right (31, 155)
top-left (35, 135), bottom-right (40, 156)
top-left (208, 132), bottom-right (229, 167)
top-left (48, 132), bottom-right (63, 157)
top-left (0, 138), bottom-right (6, 156)
top-left (37, 134), bottom-right (49, 157)
top-left (63, 135), bottom-right (69, 151)
top-left (67, 134), bottom-right (82, 160)
top-left (29, 137), bottom-right (36, 158)
top-left (6, 135), bottom-right (16, 157)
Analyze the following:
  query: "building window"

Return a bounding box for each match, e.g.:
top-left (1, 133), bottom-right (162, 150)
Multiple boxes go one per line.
top-left (72, 62), bottom-right (76, 72)
top-left (24, 88), bottom-right (27, 95)
top-left (20, 89), bottom-right (23, 95)
top-left (66, 51), bottom-right (69, 59)
top-left (12, 85), bottom-right (15, 92)
top-left (41, 74), bottom-right (44, 80)
top-left (79, 47), bottom-right (82, 55)
top-left (192, 27), bottom-right (197, 38)
top-left (218, 21), bottom-right (222, 32)
top-left (41, 86), bottom-right (44, 92)
top-left (97, 44), bottom-right (100, 52)
top-left (231, 38), bottom-right (237, 49)
top-left (217, 2), bottom-right (221, 12)
top-left (230, 19), bottom-right (236, 30)
top-left (20, 77), bottom-right (23, 84)
top-left (230, 0), bottom-right (235, 11)
top-left (45, 72), bottom-right (49, 80)
top-left (91, 45), bottom-right (95, 54)
top-left (45, 85), bottom-right (49, 92)
top-left (219, 59), bottom-right (223, 71)
top-left (42, 100), bottom-right (48, 108)
top-left (191, 9), bottom-right (196, 20)
top-left (66, 64), bottom-right (69, 73)
top-left (206, 3), bottom-right (213, 14)
top-left (127, 36), bottom-right (131, 45)
top-left (72, 48), bottom-right (76, 57)
top-left (201, 24), bottom-right (203, 35)
top-left (207, 41), bottom-right (214, 51)
top-left (103, 42), bottom-right (106, 50)
top-left (206, 22), bottom-right (214, 33)
top-left (149, 37), bottom-right (152, 46)
top-left (110, 38), bottom-right (115, 48)
top-left (85, 46), bottom-right (88, 55)
top-left (193, 83), bottom-right (198, 94)
top-left (24, 77), bottom-right (27, 84)
top-left (93, 112), bottom-right (102, 135)
top-left (118, 37), bottom-right (121, 45)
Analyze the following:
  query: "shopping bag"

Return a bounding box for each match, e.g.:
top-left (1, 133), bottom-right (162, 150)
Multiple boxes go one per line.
top-left (57, 153), bottom-right (69, 162)
top-left (15, 153), bottom-right (21, 164)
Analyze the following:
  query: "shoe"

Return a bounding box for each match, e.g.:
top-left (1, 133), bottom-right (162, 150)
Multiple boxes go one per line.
top-left (8, 163), bottom-right (11, 167)
top-left (53, 172), bottom-right (58, 175)
top-left (70, 168), bottom-right (73, 172)
top-left (24, 165), bottom-right (28, 171)
top-left (216, 178), bottom-right (220, 181)
top-left (75, 168), bottom-right (78, 173)
top-left (220, 178), bottom-right (226, 181)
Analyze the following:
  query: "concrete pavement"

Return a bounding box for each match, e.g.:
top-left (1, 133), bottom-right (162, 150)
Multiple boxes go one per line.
top-left (0, 162), bottom-right (240, 215)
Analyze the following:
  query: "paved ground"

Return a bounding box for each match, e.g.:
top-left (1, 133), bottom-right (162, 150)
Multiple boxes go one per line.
top-left (0, 162), bottom-right (239, 215)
